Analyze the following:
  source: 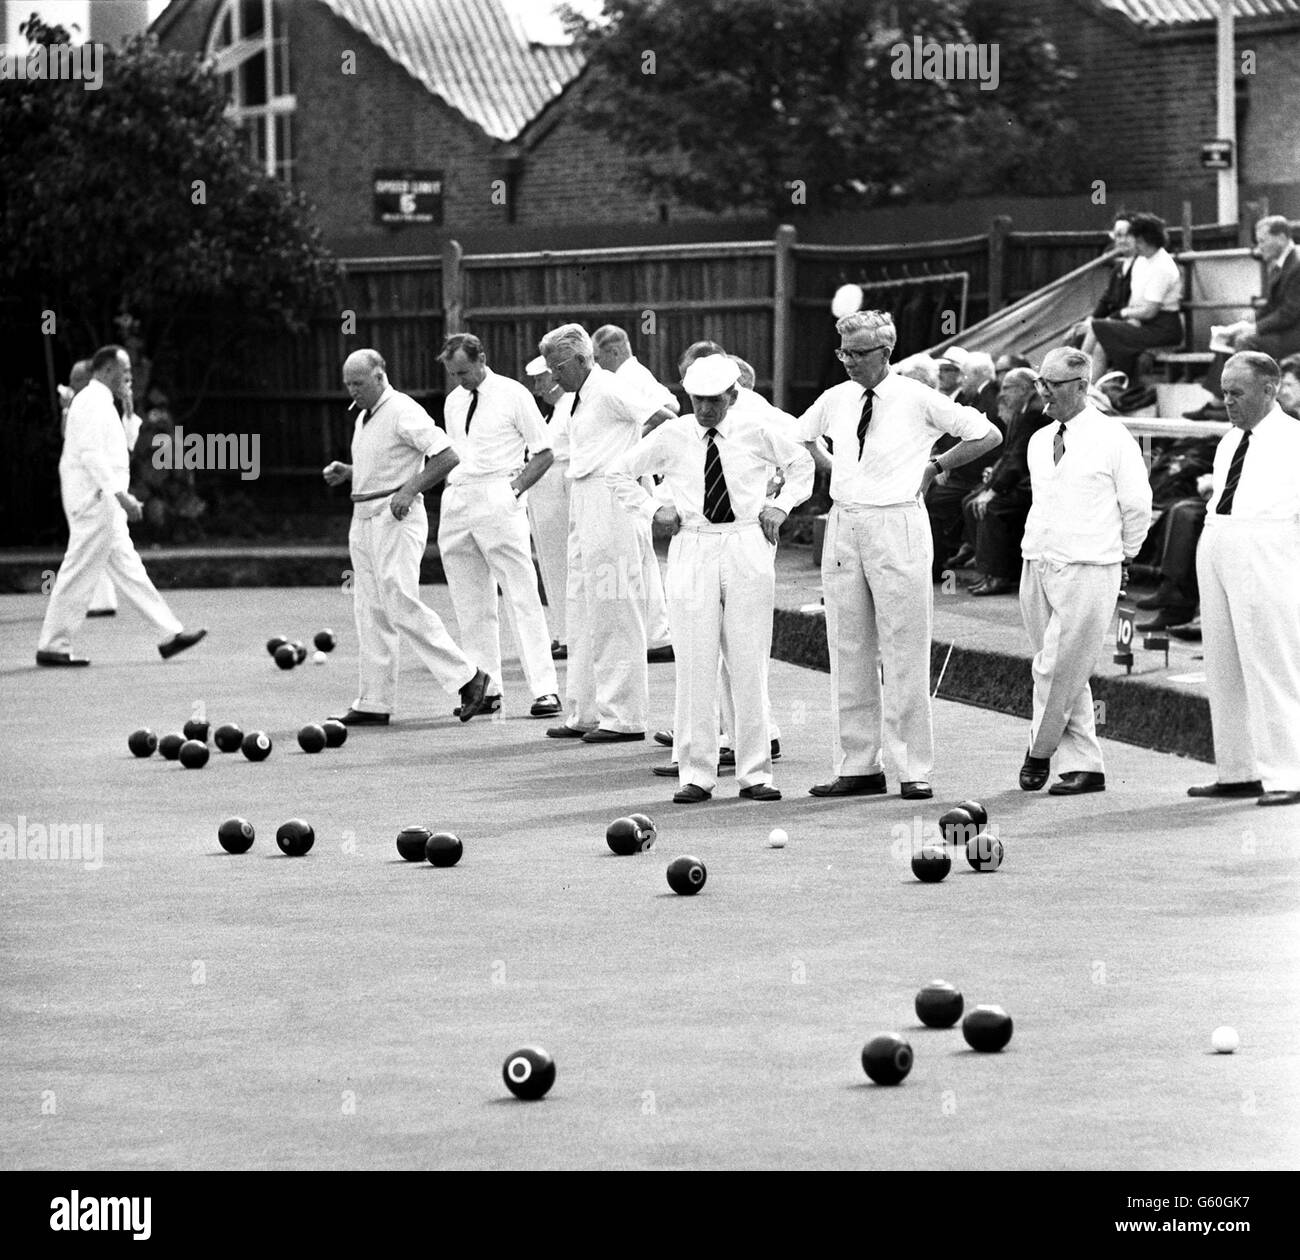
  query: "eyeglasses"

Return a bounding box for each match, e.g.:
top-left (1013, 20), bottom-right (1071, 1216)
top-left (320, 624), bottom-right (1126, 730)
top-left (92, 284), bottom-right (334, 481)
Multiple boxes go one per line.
top-left (1035, 376), bottom-right (1086, 392)
top-left (547, 355), bottom-right (578, 373)
top-left (835, 346), bottom-right (889, 363)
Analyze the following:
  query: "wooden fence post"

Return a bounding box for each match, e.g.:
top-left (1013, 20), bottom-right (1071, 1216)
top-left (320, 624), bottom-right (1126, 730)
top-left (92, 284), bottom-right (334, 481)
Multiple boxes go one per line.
top-left (987, 215), bottom-right (1011, 314)
top-left (772, 223), bottom-right (796, 410)
top-left (443, 238), bottom-right (463, 333)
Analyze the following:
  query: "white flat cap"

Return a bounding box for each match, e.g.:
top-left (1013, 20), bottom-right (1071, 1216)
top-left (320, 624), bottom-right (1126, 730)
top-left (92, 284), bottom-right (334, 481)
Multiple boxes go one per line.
top-left (682, 354), bottom-right (741, 397)
top-left (524, 355), bottom-right (549, 376)
top-left (935, 346), bottom-right (970, 368)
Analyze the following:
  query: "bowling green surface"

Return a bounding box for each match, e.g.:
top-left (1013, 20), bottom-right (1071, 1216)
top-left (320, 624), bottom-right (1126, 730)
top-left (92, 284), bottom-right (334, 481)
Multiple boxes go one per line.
top-left (1, 586), bottom-right (1297, 1171)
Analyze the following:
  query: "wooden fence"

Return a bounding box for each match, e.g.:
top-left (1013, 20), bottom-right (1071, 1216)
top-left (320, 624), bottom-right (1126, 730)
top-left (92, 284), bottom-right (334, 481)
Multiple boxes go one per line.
top-left (170, 213), bottom-right (1255, 481)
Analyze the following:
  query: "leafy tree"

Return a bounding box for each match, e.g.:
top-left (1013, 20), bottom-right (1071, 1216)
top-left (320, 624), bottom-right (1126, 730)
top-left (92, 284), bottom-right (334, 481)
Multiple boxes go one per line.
top-left (0, 15), bottom-right (340, 412)
top-left (568, 0), bottom-right (1087, 216)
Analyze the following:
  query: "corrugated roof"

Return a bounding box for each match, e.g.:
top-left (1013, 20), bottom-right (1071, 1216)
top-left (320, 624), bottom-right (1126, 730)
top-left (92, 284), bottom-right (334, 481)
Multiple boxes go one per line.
top-left (1096, 0), bottom-right (1300, 27)
top-left (317, 0), bottom-right (585, 143)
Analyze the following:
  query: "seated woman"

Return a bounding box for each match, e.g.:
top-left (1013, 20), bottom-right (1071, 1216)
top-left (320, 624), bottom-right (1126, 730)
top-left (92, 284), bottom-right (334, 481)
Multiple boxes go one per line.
top-left (1083, 212), bottom-right (1183, 381)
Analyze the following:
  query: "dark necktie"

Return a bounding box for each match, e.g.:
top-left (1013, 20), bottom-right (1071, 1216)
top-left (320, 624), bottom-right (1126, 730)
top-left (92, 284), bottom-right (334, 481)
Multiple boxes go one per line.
top-left (1053, 422), bottom-right (1066, 465)
top-left (359, 408), bottom-right (370, 426)
top-left (464, 388), bottom-right (478, 434)
top-left (703, 429), bottom-right (735, 524)
top-left (1215, 428), bottom-right (1251, 515)
top-left (857, 390), bottom-right (874, 458)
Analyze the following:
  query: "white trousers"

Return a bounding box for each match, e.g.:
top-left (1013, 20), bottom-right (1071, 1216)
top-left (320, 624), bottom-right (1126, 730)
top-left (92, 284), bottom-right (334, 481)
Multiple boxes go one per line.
top-left (38, 495), bottom-right (182, 654)
top-left (349, 500), bottom-right (476, 714)
top-left (1197, 516), bottom-right (1300, 790)
top-left (641, 522), bottom-right (672, 650)
top-left (822, 502), bottom-right (934, 781)
top-left (438, 480), bottom-right (558, 702)
top-left (668, 523), bottom-right (775, 790)
top-left (89, 575), bottom-right (117, 612)
top-left (1018, 558), bottom-right (1117, 772)
top-left (525, 461), bottom-right (570, 645)
top-left (563, 477), bottom-right (648, 733)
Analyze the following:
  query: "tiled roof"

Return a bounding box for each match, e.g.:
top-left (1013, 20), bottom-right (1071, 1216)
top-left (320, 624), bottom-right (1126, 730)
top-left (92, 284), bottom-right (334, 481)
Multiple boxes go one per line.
top-left (1096, 0), bottom-right (1300, 27)
top-left (317, 0), bottom-right (585, 142)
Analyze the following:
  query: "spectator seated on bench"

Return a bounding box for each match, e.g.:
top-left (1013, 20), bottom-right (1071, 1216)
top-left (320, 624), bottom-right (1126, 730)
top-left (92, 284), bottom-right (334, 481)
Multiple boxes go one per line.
top-left (1187, 216), bottom-right (1300, 420)
top-left (1083, 212), bottom-right (1183, 383)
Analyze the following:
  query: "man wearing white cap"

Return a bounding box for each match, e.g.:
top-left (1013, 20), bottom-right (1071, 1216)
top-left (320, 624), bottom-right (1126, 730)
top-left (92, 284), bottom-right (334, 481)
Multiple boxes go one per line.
top-left (934, 346), bottom-right (969, 399)
top-left (540, 323), bottom-right (660, 742)
top-left (1189, 351), bottom-right (1300, 807)
top-left (801, 311), bottom-right (1000, 800)
top-left (437, 334), bottom-right (560, 718)
top-left (609, 355), bottom-right (814, 802)
top-left (524, 355), bottom-right (571, 659)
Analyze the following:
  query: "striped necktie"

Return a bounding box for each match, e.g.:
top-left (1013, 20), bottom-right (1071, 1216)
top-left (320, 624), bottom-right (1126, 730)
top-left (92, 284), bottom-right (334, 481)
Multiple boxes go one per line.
top-left (857, 389), bottom-right (874, 458)
top-left (1215, 428), bottom-right (1251, 515)
top-left (464, 388), bottom-right (478, 434)
top-left (1053, 422), bottom-right (1066, 465)
top-left (703, 429), bottom-right (735, 524)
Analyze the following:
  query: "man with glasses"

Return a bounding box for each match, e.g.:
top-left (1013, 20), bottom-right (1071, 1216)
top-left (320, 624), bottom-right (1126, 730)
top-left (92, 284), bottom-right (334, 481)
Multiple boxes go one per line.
top-left (800, 310), bottom-right (1000, 801)
top-left (1019, 347), bottom-right (1152, 795)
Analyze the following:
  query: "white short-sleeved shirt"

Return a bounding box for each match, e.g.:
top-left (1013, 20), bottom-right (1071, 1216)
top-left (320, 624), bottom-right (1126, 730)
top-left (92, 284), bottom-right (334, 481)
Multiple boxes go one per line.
top-left (799, 370), bottom-right (995, 505)
top-left (1128, 249), bottom-right (1182, 313)
top-left (566, 364), bottom-right (660, 481)
top-left (1022, 405), bottom-right (1153, 563)
top-left (350, 385), bottom-right (451, 518)
top-left (442, 367), bottom-right (551, 486)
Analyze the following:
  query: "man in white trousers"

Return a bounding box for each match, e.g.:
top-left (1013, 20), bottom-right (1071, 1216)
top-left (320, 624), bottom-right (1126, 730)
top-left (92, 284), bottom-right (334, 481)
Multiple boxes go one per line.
top-left (609, 355), bottom-right (813, 802)
top-left (60, 359), bottom-right (119, 617)
top-left (540, 324), bottom-right (658, 743)
top-left (324, 348), bottom-right (491, 726)
top-left (1019, 346), bottom-right (1152, 795)
top-left (36, 345), bottom-right (206, 666)
top-left (524, 356), bottom-right (571, 660)
top-left (1189, 351), bottom-right (1300, 807)
top-left (593, 324), bottom-right (677, 662)
top-left (437, 334), bottom-right (561, 719)
top-left (801, 311), bottom-right (1000, 800)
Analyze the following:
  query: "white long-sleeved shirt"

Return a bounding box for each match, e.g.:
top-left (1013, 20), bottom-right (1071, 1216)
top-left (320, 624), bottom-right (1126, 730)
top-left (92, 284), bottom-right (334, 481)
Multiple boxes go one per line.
top-left (1022, 405), bottom-right (1152, 563)
top-left (1205, 405), bottom-right (1300, 519)
top-left (606, 411), bottom-right (814, 526)
top-left (567, 364), bottom-right (659, 481)
top-left (799, 371), bottom-right (995, 505)
top-left (442, 367), bottom-right (551, 485)
top-left (615, 355), bottom-right (677, 413)
top-left (59, 378), bottom-right (132, 516)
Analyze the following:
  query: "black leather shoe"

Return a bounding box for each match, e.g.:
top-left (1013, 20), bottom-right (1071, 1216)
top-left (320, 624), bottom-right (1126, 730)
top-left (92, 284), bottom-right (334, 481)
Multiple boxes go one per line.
top-left (653, 729), bottom-right (674, 747)
top-left (646, 644), bottom-right (675, 663)
top-left (551, 641), bottom-right (567, 660)
top-left (673, 784), bottom-right (711, 804)
top-left (1048, 771), bottom-right (1106, 795)
top-left (1137, 607), bottom-right (1196, 631)
top-left (86, 609), bottom-right (116, 618)
top-left (529, 694), bottom-right (562, 718)
top-left (943, 545), bottom-right (976, 569)
top-left (1187, 780), bottom-right (1263, 798)
top-left (651, 763), bottom-right (680, 777)
top-left (457, 668), bottom-right (492, 721)
top-left (546, 724), bottom-right (589, 739)
top-left (35, 650), bottom-right (90, 667)
top-left (453, 695), bottom-right (501, 717)
top-left (1020, 753), bottom-right (1051, 791)
top-left (971, 576), bottom-right (1017, 597)
top-left (739, 784), bottom-right (782, 801)
top-left (1257, 790), bottom-right (1300, 807)
top-left (330, 708), bottom-right (390, 726)
top-left (581, 728), bottom-right (646, 743)
top-left (158, 628), bottom-right (207, 659)
top-left (808, 774), bottom-right (887, 797)
top-left (719, 739), bottom-right (782, 766)
top-left (900, 781), bottom-right (933, 800)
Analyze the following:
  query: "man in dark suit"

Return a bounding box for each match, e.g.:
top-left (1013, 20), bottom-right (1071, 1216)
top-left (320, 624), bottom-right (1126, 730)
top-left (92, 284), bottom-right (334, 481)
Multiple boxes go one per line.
top-left (960, 368), bottom-right (1050, 594)
top-left (1188, 215), bottom-right (1300, 419)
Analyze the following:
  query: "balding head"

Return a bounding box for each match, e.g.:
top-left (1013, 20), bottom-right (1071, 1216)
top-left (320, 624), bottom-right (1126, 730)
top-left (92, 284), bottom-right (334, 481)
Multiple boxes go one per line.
top-left (68, 359), bottom-right (94, 394)
top-left (1221, 351), bottom-right (1280, 429)
top-left (342, 348), bottom-right (388, 410)
top-left (592, 325), bottom-right (632, 373)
